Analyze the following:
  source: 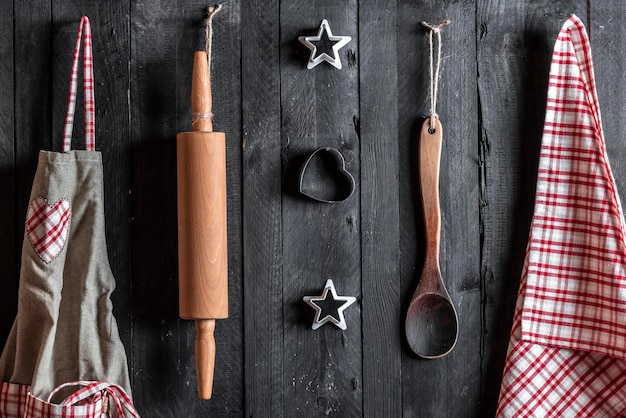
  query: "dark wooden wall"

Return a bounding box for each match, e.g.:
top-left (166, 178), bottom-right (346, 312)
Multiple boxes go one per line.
top-left (0, 1), bottom-right (623, 416)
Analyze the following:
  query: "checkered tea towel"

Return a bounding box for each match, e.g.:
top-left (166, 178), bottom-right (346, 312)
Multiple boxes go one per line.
top-left (496, 15), bottom-right (626, 417)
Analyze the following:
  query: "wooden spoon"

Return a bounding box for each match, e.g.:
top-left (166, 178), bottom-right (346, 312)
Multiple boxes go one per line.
top-left (405, 117), bottom-right (459, 359)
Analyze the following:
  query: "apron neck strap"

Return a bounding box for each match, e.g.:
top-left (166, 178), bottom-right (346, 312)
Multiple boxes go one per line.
top-left (62, 16), bottom-right (95, 153)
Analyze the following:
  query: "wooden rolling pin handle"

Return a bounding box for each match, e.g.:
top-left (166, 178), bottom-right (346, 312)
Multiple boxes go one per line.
top-left (192, 51), bottom-right (213, 133)
top-left (195, 318), bottom-right (216, 400)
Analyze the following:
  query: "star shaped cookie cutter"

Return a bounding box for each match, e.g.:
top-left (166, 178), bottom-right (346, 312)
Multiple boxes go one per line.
top-left (303, 279), bottom-right (356, 330)
top-left (298, 19), bottom-right (352, 69)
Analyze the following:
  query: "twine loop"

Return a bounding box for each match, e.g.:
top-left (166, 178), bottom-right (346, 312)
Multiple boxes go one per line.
top-left (421, 19), bottom-right (450, 133)
top-left (205, 4), bottom-right (223, 72)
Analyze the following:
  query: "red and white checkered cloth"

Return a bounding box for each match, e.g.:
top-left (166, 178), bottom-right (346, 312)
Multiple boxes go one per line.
top-left (0, 382), bottom-right (28, 418)
top-left (0, 381), bottom-right (138, 418)
top-left (25, 197), bottom-right (71, 264)
top-left (497, 15), bottom-right (626, 417)
top-left (62, 15), bottom-right (95, 153)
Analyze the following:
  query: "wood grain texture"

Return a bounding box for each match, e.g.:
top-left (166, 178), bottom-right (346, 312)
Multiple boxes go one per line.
top-left (11, 4), bottom-right (53, 356)
top-left (205, 2), bottom-right (244, 414)
top-left (195, 318), bottom-right (216, 400)
top-left (191, 51), bottom-right (214, 132)
top-left (130, 1), bottom-right (195, 415)
top-left (358, 0), bottom-right (402, 416)
top-left (280, 1), bottom-right (362, 417)
top-left (177, 131), bottom-right (229, 320)
top-left (397, 1), bottom-right (481, 417)
top-left (590, 3), bottom-right (626, 199)
top-left (0, 0), bottom-right (14, 348)
top-left (406, 118), bottom-right (459, 359)
top-left (241, 0), bottom-right (285, 417)
top-left (419, 118), bottom-right (443, 265)
top-left (2, 1), bottom-right (624, 416)
top-left (476, 1), bottom-right (587, 414)
top-left (177, 125), bottom-right (228, 401)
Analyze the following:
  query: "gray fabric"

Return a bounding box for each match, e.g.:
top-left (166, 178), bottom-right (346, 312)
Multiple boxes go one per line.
top-left (0, 150), bottom-right (131, 399)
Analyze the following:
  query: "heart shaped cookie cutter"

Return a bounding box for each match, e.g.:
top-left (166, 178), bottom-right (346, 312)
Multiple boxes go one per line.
top-left (298, 147), bottom-right (355, 203)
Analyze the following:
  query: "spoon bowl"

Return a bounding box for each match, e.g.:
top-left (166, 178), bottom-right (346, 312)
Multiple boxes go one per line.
top-left (405, 118), bottom-right (459, 358)
top-left (406, 291), bottom-right (458, 358)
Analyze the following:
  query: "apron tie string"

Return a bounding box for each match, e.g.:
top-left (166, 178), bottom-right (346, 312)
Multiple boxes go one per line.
top-left (48, 380), bottom-right (139, 417)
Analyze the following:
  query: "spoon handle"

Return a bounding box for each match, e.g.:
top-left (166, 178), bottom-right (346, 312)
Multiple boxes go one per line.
top-left (419, 117), bottom-right (443, 268)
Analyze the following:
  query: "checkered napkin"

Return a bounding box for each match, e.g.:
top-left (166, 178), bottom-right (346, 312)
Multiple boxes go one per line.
top-left (496, 15), bottom-right (626, 417)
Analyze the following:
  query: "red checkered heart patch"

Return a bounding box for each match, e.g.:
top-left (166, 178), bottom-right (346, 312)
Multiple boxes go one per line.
top-left (26, 197), bottom-right (71, 264)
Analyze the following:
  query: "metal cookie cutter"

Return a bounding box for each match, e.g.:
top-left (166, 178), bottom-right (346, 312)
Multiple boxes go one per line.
top-left (298, 147), bottom-right (355, 203)
top-left (303, 279), bottom-right (356, 330)
top-left (298, 19), bottom-right (351, 69)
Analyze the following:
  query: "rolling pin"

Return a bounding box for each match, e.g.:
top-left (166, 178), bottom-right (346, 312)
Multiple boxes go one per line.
top-left (177, 50), bottom-right (228, 400)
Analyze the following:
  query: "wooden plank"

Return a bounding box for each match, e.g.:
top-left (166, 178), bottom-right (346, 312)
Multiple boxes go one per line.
top-left (131, 1), bottom-right (243, 415)
top-left (13, 0), bottom-right (52, 213)
top-left (240, 1), bottom-right (284, 417)
top-left (130, 1), bottom-right (189, 415)
top-left (280, 1), bottom-right (363, 416)
top-left (5, 1), bottom-right (617, 416)
top-left (208, 2), bottom-right (245, 415)
top-left (397, 1), bottom-right (481, 417)
top-left (590, 3), bottom-right (626, 194)
top-left (358, 1), bottom-right (402, 417)
top-left (476, 1), bottom-right (587, 414)
top-left (0, 0), bottom-right (15, 347)
top-left (9, 0), bottom-right (52, 350)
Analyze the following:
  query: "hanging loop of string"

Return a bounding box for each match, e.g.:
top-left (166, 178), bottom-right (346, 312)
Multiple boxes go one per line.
top-left (421, 19), bottom-right (450, 133)
top-left (192, 4), bottom-right (222, 126)
top-left (205, 4), bottom-right (222, 72)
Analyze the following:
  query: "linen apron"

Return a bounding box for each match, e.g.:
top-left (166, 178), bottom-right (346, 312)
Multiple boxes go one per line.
top-left (0, 16), bottom-right (138, 418)
top-left (497, 15), bottom-right (626, 417)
